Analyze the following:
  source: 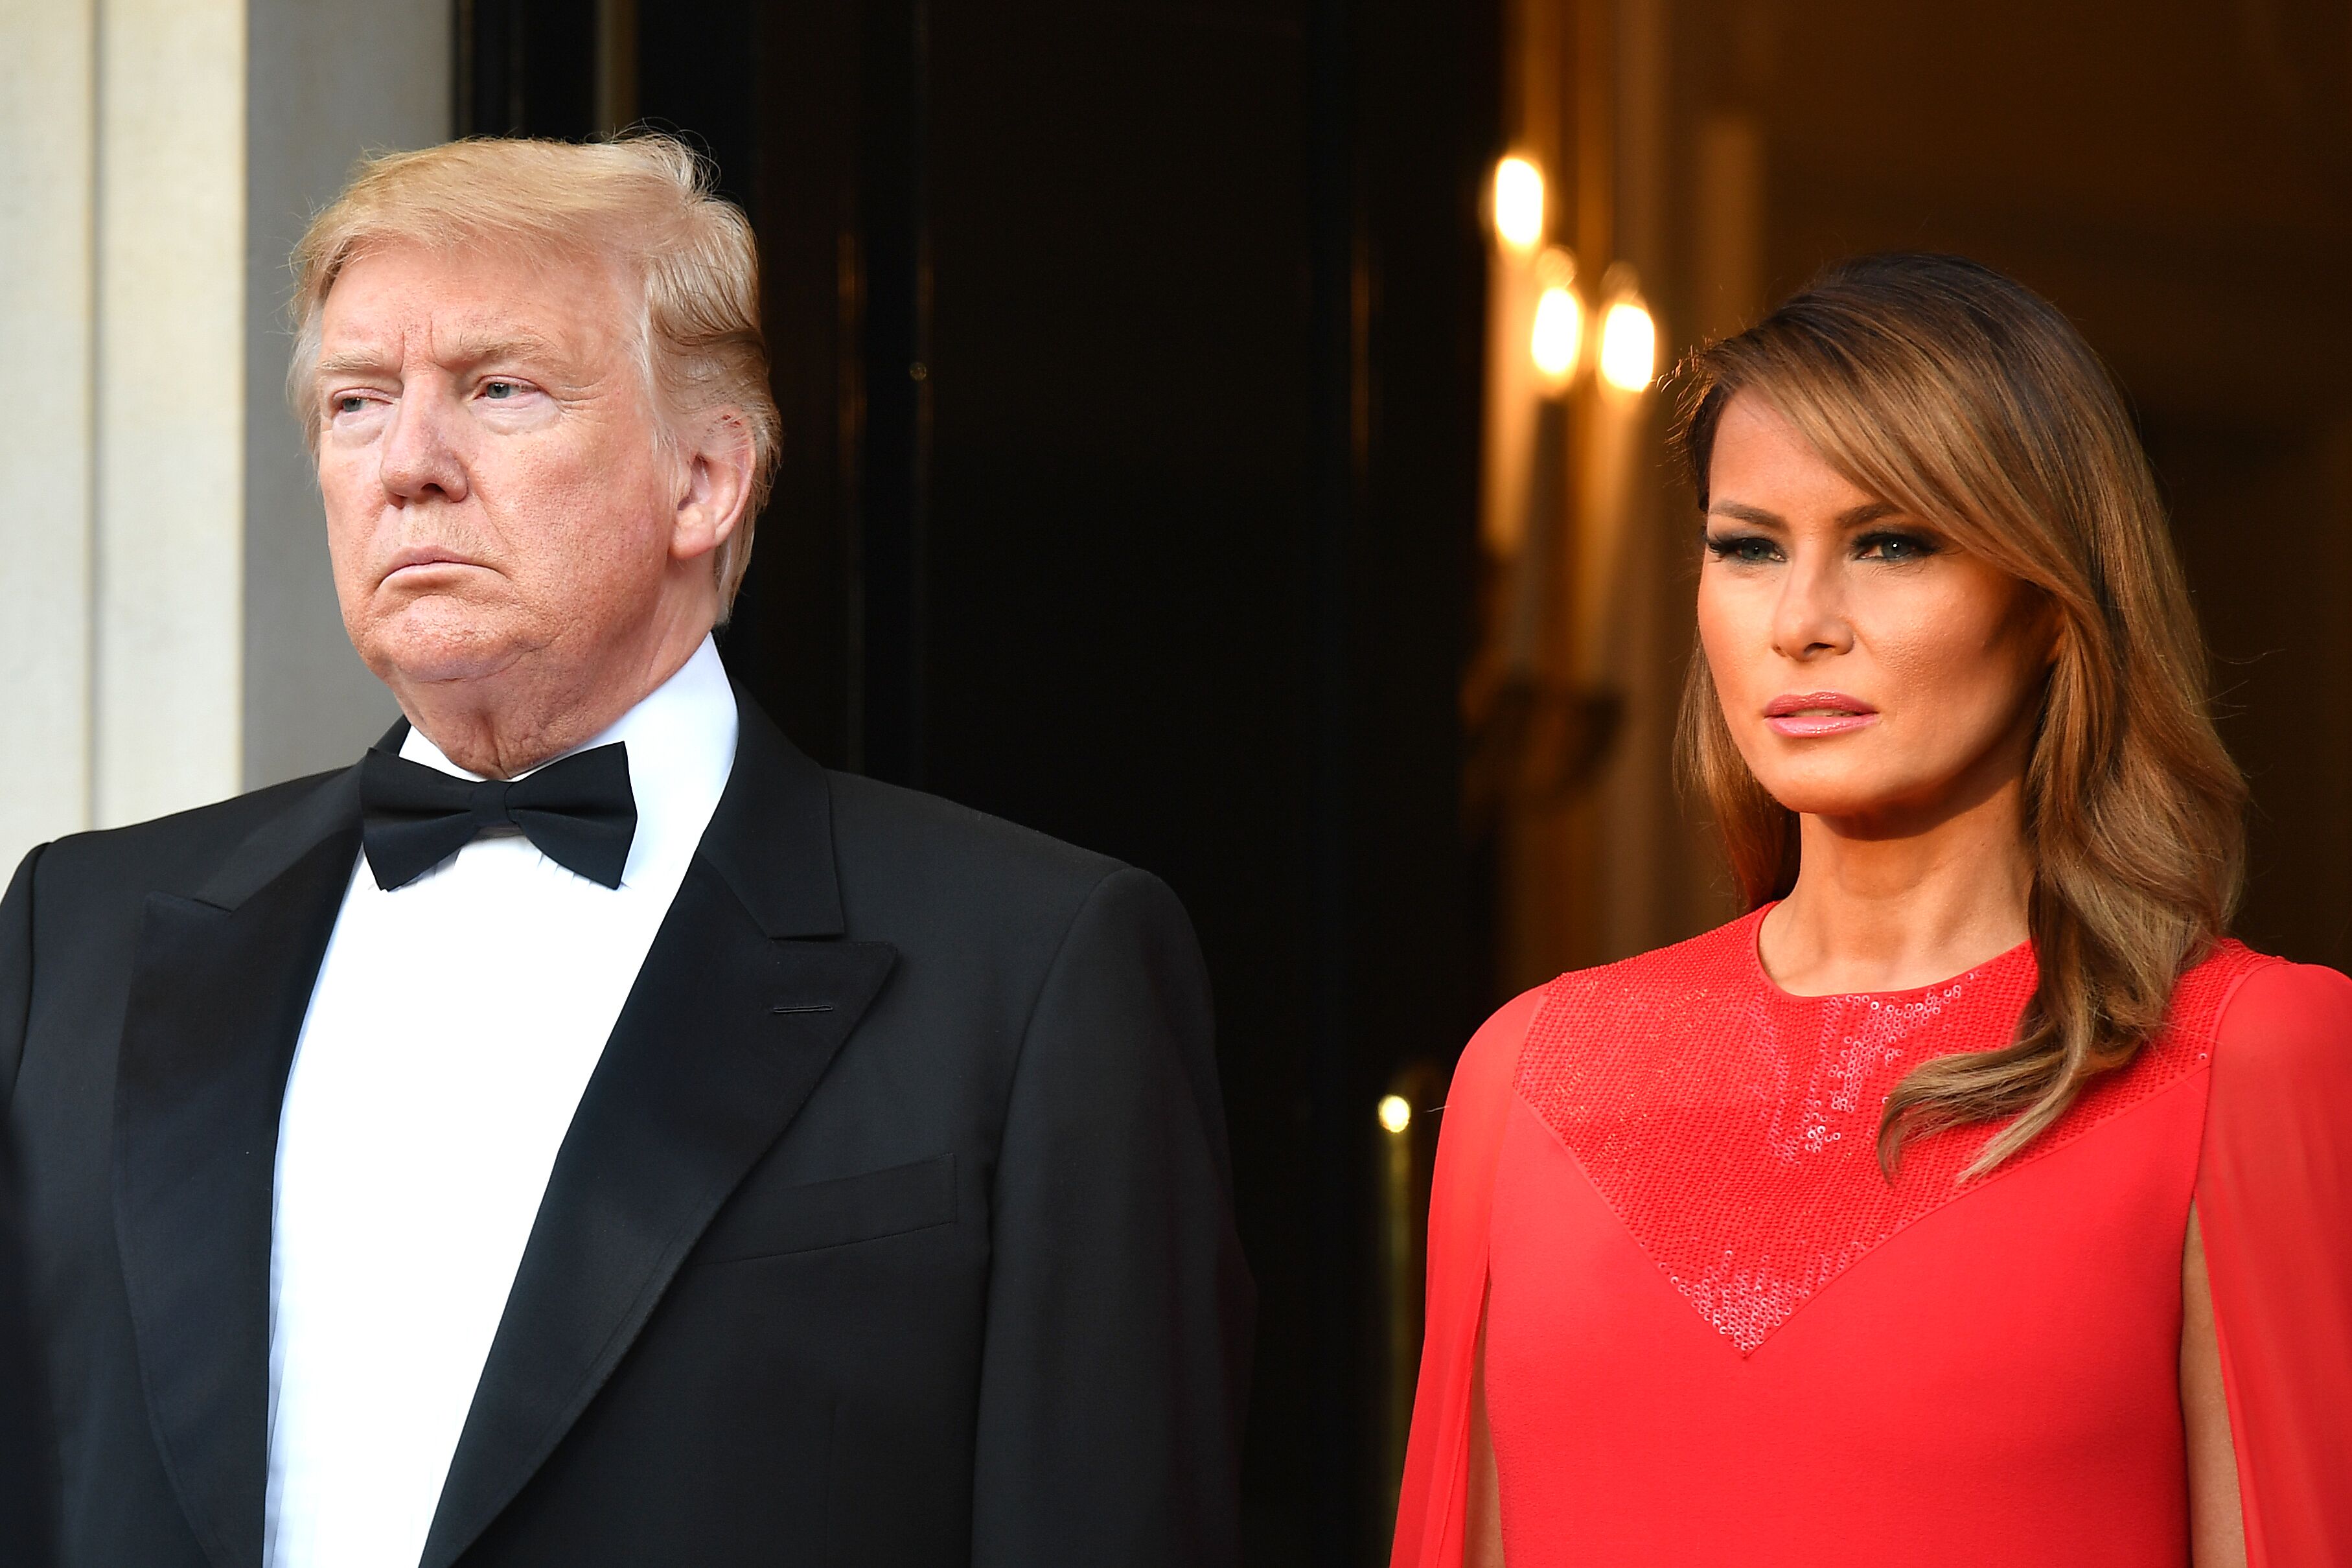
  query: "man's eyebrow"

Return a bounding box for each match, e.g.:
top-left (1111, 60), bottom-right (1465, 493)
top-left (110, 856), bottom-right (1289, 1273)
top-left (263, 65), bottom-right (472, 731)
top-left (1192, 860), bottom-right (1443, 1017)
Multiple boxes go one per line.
top-left (310, 332), bottom-right (568, 385)
top-left (441, 330), bottom-right (565, 368)
top-left (312, 347), bottom-right (397, 382)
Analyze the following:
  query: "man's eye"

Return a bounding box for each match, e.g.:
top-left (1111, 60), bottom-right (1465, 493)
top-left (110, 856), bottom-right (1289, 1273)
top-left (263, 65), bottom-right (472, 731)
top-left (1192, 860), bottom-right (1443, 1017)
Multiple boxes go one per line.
top-left (334, 395), bottom-right (368, 415)
top-left (483, 380), bottom-right (516, 400)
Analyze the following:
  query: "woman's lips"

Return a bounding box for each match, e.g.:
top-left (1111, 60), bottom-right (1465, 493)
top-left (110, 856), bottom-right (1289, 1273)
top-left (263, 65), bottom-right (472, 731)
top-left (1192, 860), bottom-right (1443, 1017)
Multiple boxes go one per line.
top-left (1763, 691), bottom-right (1880, 737)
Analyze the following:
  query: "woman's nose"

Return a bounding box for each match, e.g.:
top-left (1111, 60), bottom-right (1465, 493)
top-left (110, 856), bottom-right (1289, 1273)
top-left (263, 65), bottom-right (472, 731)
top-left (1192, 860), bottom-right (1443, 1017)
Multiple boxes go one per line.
top-left (1771, 556), bottom-right (1854, 659)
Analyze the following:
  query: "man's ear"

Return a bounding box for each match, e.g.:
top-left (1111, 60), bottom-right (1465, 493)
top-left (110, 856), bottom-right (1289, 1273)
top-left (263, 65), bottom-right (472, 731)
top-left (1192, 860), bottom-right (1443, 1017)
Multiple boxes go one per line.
top-left (671, 408), bottom-right (756, 564)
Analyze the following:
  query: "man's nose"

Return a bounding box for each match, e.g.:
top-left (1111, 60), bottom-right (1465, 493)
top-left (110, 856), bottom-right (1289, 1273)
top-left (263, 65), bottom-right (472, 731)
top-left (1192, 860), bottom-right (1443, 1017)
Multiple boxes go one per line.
top-left (378, 389), bottom-right (468, 504)
top-left (1771, 555), bottom-right (1855, 660)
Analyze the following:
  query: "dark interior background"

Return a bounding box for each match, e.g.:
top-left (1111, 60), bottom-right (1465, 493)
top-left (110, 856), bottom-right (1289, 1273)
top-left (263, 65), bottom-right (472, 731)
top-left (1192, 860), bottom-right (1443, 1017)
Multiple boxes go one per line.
top-left (457, 1), bottom-right (1499, 1559)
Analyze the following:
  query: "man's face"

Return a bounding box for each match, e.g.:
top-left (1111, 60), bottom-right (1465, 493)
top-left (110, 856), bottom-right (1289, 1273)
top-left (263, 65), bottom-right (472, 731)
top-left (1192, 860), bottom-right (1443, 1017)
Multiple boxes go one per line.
top-left (311, 241), bottom-right (682, 695)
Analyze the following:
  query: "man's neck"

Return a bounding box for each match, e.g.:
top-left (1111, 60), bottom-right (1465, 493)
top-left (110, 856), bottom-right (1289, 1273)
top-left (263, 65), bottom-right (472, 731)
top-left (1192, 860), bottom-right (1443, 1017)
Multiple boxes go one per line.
top-left (396, 619), bottom-right (713, 780)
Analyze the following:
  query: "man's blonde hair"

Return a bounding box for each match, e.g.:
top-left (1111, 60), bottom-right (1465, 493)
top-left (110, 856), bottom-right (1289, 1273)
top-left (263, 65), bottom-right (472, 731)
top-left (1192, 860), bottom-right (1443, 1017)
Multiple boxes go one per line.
top-left (288, 134), bottom-right (781, 614)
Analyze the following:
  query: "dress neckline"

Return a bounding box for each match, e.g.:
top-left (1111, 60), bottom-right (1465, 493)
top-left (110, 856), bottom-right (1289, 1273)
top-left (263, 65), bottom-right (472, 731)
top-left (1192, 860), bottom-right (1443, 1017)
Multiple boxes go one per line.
top-left (1740, 901), bottom-right (2036, 1005)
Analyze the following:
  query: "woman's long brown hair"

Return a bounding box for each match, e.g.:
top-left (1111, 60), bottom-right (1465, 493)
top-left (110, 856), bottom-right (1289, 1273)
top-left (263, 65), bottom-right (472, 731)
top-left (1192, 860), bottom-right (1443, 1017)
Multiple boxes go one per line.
top-left (1672, 254), bottom-right (2246, 1179)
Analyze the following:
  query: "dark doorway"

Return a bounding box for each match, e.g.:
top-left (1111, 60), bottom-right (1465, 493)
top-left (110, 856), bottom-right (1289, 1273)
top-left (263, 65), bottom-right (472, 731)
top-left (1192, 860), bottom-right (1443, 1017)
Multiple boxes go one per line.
top-left (455, 3), bottom-right (1500, 1560)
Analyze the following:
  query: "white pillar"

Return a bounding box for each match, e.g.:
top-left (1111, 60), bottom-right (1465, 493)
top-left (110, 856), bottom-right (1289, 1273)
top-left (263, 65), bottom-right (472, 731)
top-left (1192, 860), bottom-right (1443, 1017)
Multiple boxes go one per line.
top-left (0, 1), bottom-right (444, 873)
top-left (93, 0), bottom-right (249, 831)
top-left (0, 0), bottom-right (99, 870)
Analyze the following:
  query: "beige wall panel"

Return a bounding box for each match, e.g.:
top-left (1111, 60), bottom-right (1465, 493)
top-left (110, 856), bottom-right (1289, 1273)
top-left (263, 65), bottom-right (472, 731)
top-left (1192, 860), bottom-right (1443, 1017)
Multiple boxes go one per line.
top-left (0, 0), bottom-right (98, 871)
top-left (95, 0), bottom-right (249, 828)
top-left (242, 0), bottom-right (443, 789)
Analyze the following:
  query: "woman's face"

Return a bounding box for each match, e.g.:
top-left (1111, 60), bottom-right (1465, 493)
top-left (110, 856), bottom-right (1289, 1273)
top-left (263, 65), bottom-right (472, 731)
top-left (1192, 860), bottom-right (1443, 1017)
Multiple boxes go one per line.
top-left (1696, 392), bottom-right (2056, 835)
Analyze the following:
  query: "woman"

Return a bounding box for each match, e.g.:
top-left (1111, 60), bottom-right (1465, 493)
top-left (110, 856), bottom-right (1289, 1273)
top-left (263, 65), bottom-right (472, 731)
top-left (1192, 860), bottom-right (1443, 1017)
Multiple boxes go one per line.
top-left (1392, 255), bottom-right (2352, 1567)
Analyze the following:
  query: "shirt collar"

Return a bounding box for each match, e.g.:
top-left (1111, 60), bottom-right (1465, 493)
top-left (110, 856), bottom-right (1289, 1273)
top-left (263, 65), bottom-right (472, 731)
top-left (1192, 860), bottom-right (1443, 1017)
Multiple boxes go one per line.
top-left (398, 636), bottom-right (741, 887)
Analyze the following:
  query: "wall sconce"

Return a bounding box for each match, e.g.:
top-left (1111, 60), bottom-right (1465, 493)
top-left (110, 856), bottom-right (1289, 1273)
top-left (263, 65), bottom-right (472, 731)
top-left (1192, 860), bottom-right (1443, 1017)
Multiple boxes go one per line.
top-left (1471, 193), bottom-right (1665, 818)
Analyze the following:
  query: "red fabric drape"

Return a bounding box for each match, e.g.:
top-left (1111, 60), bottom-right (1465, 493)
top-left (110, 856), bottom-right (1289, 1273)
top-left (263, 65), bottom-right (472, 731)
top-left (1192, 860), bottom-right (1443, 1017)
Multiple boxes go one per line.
top-left (2197, 961), bottom-right (2352, 1567)
top-left (1389, 987), bottom-right (1539, 1568)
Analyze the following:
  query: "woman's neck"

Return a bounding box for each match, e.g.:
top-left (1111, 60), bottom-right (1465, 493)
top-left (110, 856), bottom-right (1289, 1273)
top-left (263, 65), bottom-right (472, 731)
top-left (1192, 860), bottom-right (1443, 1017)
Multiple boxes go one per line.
top-left (1759, 774), bottom-right (2035, 997)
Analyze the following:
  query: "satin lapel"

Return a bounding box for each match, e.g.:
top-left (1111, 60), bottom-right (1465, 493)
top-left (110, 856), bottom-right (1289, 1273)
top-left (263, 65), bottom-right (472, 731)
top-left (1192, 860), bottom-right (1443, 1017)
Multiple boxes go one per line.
top-left (418, 700), bottom-right (890, 1568)
top-left (111, 771), bottom-right (363, 1568)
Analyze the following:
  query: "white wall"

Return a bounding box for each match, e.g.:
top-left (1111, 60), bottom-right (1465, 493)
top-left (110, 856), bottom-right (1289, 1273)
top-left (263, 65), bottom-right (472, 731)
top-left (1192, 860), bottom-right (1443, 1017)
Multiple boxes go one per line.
top-left (0, 0), bottom-right (443, 875)
top-left (95, 0), bottom-right (249, 831)
top-left (0, 0), bottom-right (98, 872)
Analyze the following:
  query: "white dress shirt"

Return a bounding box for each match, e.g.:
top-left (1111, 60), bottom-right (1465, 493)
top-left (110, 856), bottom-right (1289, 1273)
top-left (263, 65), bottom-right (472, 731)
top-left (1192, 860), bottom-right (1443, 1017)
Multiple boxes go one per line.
top-left (262, 638), bottom-right (739, 1568)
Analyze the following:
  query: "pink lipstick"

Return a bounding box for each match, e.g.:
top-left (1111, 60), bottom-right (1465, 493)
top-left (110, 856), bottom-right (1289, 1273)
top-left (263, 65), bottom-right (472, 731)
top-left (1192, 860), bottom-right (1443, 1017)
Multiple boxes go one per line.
top-left (1764, 691), bottom-right (1879, 737)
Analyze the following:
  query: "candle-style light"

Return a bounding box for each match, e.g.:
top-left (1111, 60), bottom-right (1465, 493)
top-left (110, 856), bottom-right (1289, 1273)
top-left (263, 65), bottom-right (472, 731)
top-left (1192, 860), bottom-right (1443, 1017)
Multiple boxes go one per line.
top-left (1493, 156), bottom-right (1546, 255)
top-left (1507, 247), bottom-right (1583, 676)
top-left (1481, 156), bottom-right (1551, 557)
top-left (1529, 248), bottom-right (1585, 393)
top-left (1598, 294), bottom-right (1658, 393)
top-left (1575, 268), bottom-right (1661, 685)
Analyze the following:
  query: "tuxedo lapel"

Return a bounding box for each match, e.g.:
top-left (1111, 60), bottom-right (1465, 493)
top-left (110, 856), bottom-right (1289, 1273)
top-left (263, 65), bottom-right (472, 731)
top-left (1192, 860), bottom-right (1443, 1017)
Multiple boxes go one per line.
top-left (111, 769), bottom-right (363, 1568)
top-left (420, 696), bottom-right (895, 1568)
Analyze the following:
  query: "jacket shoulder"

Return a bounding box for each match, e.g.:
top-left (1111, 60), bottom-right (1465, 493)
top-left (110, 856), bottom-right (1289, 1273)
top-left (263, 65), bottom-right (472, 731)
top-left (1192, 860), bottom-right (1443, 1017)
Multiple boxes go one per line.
top-left (824, 770), bottom-right (1130, 912)
top-left (30, 769), bottom-right (347, 896)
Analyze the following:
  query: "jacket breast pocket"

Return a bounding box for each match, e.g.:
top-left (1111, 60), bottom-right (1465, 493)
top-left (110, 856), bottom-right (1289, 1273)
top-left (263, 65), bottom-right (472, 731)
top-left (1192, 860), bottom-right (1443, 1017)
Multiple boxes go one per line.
top-left (693, 1153), bottom-right (958, 1266)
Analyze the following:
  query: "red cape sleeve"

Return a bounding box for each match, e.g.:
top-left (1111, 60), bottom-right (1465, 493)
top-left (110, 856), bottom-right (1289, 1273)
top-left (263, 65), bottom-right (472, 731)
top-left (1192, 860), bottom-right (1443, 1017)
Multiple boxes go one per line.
top-left (2196, 960), bottom-right (2352, 1568)
top-left (1389, 986), bottom-right (1545, 1568)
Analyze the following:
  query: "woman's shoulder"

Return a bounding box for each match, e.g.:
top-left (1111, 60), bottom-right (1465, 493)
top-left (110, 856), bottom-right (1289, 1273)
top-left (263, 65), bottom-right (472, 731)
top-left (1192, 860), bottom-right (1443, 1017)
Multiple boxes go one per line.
top-left (1449, 913), bottom-right (1766, 1101)
top-left (2187, 942), bottom-right (2352, 1101)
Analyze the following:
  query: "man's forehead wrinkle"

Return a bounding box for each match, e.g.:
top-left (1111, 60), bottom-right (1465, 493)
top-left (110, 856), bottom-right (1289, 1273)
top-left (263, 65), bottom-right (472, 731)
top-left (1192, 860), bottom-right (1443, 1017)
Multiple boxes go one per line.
top-left (315, 249), bottom-right (634, 395)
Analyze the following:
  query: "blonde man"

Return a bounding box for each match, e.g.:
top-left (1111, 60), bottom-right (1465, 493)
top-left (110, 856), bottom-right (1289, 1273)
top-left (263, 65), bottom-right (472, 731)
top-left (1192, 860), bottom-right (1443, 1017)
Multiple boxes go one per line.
top-left (1, 137), bottom-right (1250, 1568)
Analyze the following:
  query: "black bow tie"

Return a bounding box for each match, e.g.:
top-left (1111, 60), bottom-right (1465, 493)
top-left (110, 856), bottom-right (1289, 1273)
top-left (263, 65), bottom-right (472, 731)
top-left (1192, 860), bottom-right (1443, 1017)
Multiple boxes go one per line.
top-left (358, 741), bottom-right (638, 891)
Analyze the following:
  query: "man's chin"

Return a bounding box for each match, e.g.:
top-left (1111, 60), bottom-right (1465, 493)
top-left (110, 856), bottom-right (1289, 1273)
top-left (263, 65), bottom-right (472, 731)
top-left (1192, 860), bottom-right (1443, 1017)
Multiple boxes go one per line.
top-left (356, 599), bottom-right (538, 689)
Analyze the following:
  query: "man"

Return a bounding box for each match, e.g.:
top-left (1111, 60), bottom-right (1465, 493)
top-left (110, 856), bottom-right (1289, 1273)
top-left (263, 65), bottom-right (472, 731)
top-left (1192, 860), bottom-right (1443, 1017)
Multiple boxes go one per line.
top-left (1, 136), bottom-right (1251, 1567)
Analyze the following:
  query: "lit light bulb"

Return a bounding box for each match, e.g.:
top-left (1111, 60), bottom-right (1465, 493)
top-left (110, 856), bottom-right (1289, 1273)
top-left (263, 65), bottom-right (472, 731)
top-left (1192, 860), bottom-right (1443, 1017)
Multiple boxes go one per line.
top-left (1531, 284), bottom-right (1584, 385)
top-left (1598, 297), bottom-right (1657, 392)
top-left (1377, 1094), bottom-right (1413, 1135)
top-left (1493, 156), bottom-right (1545, 254)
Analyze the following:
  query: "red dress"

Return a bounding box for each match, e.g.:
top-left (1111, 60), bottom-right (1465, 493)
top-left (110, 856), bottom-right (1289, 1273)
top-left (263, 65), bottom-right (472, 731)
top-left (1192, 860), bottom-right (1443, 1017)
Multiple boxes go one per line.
top-left (1391, 909), bottom-right (2352, 1567)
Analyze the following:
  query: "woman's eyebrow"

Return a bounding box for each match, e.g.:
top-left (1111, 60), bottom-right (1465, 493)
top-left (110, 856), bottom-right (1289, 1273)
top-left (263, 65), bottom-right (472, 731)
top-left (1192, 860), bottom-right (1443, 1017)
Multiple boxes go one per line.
top-left (1705, 501), bottom-right (1786, 527)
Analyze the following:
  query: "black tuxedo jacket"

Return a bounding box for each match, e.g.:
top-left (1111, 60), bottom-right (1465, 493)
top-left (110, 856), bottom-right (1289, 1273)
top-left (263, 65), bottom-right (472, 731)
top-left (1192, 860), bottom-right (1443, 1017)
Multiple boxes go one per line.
top-left (1, 693), bottom-right (1252, 1567)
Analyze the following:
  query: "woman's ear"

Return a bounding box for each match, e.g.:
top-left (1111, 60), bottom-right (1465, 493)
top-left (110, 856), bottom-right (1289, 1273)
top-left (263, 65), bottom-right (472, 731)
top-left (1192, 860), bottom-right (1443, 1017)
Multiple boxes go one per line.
top-left (2039, 595), bottom-right (2071, 672)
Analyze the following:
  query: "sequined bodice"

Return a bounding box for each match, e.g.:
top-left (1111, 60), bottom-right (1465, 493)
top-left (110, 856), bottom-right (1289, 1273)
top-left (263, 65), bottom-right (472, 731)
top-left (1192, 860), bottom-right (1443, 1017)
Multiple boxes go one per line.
top-left (1514, 910), bottom-right (2254, 1353)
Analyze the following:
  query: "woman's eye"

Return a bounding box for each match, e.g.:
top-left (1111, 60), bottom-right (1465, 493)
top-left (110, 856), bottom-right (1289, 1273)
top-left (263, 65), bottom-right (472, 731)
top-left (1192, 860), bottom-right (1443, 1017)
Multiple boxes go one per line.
top-left (1705, 533), bottom-right (1781, 564)
top-left (1857, 532), bottom-right (1939, 562)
